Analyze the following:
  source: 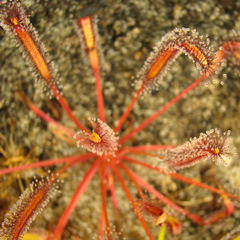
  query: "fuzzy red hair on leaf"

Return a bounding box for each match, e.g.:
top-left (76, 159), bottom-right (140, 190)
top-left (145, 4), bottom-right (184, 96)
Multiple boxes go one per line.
top-left (0, 177), bottom-right (58, 240)
top-left (74, 117), bottom-right (118, 156)
top-left (0, 0), bottom-right (58, 89)
top-left (164, 129), bottom-right (232, 170)
top-left (75, 15), bottom-right (103, 72)
top-left (137, 28), bottom-right (215, 91)
top-left (135, 197), bottom-right (167, 226)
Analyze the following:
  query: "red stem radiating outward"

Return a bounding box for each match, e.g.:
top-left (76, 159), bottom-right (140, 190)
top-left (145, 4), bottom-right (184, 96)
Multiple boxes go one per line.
top-left (111, 163), bottom-right (155, 240)
top-left (119, 163), bottom-right (145, 199)
top-left (98, 159), bottom-right (111, 239)
top-left (119, 49), bottom-right (226, 145)
top-left (15, 91), bottom-right (76, 137)
top-left (51, 160), bottom-right (98, 240)
top-left (100, 167), bottom-right (120, 234)
top-left (108, 172), bottom-right (120, 224)
top-left (98, 204), bottom-right (105, 239)
top-left (75, 16), bottom-right (105, 122)
top-left (94, 67), bottom-right (106, 122)
top-left (121, 163), bottom-right (204, 225)
top-left (119, 75), bottom-right (206, 144)
top-left (0, 153), bottom-right (94, 176)
top-left (50, 85), bottom-right (88, 131)
top-left (117, 145), bottom-right (176, 157)
top-left (122, 162), bottom-right (236, 226)
top-left (50, 155), bottom-right (95, 183)
top-left (122, 155), bottom-right (240, 202)
top-left (114, 85), bottom-right (144, 133)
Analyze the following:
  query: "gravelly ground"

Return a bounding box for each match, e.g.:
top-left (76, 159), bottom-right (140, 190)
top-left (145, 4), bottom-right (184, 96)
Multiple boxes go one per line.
top-left (0, 0), bottom-right (240, 239)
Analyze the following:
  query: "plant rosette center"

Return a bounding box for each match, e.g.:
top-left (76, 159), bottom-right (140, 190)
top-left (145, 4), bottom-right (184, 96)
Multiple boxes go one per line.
top-left (74, 117), bottom-right (119, 156)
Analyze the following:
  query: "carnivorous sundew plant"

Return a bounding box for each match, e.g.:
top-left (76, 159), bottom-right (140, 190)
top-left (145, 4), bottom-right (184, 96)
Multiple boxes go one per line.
top-left (0, 0), bottom-right (240, 239)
